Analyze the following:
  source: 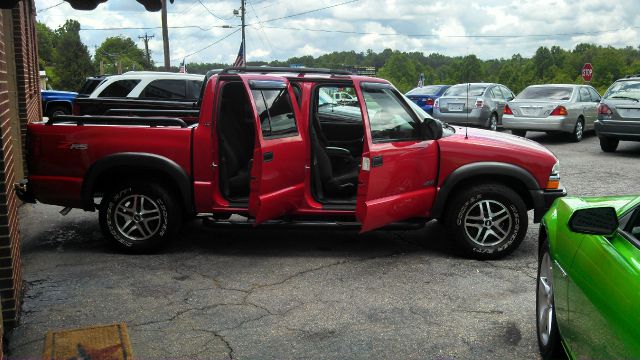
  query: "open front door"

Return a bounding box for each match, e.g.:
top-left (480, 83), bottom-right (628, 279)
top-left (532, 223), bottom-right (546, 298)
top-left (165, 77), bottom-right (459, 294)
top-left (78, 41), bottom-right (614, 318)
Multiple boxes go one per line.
top-left (244, 77), bottom-right (306, 224)
top-left (355, 82), bottom-right (439, 232)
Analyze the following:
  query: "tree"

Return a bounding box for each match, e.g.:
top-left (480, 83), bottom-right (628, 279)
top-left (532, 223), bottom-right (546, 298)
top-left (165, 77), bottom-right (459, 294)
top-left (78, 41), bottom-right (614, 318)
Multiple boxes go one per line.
top-left (50, 20), bottom-right (94, 91)
top-left (94, 36), bottom-right (150, 74)
top-left (377, 51), bottom-right (423, 92)
top-left (36, 22), bottom-right (57, 69)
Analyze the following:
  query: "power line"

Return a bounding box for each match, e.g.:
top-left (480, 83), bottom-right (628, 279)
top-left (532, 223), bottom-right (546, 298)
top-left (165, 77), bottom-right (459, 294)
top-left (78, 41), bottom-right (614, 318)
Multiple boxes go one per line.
top-left (79, 25), bottom-right (235, 31)
top-left (248, 0), bottom-right (358, 25)
top-left (37, 1), bottom-right (65, 13)
top-left (197, 0), bottom-right (236, 21)
top-left (254, 24), bottom-right (640, 39)
top-left (178, 28), bottom-right (241, 61)
top-left (247, 0), bottom-right (273, 53)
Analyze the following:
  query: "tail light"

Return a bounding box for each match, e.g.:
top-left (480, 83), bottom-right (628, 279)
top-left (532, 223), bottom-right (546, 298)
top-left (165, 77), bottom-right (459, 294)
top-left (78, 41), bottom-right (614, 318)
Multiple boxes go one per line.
top-left (434, 98), bottom-right (440, 109)
top-left (424, 98), bottom-right (434, 106)
top-left (72, 101), bottom-right (80, 115)
top-left (597, 103), bottom-right (612, 115)
top-left (504, 104), bottom-right (513, 115)
top-left (475, 98), bottom-right (484, 108)
top-left (549, 105), bottom-right (568, 116)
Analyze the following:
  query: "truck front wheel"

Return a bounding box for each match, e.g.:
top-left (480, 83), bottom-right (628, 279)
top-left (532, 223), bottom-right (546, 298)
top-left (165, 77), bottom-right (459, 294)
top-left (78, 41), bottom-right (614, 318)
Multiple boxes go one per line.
top-left (99, 182), bottom-right (182, 252)
top-left (444, 183), bottom-right (528, 260)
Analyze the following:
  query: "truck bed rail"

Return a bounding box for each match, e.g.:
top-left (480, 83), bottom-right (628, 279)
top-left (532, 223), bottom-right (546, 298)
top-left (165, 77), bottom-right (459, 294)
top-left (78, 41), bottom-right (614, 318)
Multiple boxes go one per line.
top-left (46, 115), bottom-right (189, 128)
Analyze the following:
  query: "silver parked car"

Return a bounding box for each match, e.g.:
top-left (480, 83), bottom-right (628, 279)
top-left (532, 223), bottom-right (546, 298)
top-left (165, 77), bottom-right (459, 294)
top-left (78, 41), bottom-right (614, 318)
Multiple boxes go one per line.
top-left (595, 76), bottom-right (640, 152)
top-left (433, 83), bottom-right (515, 131)
top-left (502, 84), bottom-right (601, 142)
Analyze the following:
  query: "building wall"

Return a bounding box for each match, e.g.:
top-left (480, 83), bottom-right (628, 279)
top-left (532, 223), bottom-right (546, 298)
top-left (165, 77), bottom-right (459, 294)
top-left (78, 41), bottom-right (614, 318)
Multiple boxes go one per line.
top-left (0, 0), bottom-right (40, 333)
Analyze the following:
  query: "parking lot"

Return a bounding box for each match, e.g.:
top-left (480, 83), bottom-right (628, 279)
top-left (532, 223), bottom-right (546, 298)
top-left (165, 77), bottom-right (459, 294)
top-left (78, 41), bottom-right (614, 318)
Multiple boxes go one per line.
top-left (8, 131), bottom-right (640, 360)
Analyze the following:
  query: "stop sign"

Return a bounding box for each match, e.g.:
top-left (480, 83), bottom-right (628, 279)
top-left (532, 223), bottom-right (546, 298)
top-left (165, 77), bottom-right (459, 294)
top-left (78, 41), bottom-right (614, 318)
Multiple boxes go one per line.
top-left (582, 63), bottom-right (593, 82)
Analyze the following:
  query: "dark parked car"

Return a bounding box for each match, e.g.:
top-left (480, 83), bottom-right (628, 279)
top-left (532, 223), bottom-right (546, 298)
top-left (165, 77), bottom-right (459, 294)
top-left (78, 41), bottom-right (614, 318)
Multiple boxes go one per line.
top-left (405, 85), bottom-right (450, 115)
top-left (596, 76), bottom-right (640, 152)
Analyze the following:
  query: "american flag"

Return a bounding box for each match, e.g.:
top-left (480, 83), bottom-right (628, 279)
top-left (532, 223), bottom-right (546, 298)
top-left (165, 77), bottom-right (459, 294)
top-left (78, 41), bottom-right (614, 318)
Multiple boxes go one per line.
top-left (232, 40), bottom-right (245, 67)
top-left (179, 58), bottom-right (186, 73)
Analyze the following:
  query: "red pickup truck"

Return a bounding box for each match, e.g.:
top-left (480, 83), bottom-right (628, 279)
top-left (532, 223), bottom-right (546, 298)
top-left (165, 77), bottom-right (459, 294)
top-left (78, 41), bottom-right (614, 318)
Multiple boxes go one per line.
top-left (18, 67), bottom-right (565, 259)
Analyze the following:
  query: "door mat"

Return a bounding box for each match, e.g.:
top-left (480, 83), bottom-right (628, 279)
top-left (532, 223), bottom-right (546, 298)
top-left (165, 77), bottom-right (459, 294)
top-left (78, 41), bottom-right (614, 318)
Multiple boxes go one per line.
top-left (43, 322), bottom-right (133, 360)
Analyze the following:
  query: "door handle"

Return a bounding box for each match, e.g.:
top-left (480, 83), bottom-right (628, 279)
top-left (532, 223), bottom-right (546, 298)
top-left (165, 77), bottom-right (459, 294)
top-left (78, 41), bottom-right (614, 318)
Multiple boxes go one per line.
top-left (371, 155), bottom-right (383, 167)
top-left (264, 151), bottom-right (274, 162)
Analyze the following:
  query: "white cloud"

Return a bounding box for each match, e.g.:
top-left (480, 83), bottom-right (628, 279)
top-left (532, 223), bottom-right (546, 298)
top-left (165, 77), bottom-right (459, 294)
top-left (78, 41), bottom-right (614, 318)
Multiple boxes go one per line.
top-left (35, 0), bottom-right (640, 67)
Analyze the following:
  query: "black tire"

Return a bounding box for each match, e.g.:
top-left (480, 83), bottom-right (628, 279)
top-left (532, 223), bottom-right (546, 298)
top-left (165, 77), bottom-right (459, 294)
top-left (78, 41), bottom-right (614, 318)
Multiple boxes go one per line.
top-left (569, 119), bottom-right (584, 142)
top-left (536, 238), bottom-right (565, 359)
top-left (46, 105), bottom-right (70, 118)
top-left (486, 113), bottom-right (498, 131)
top-left (99, 182), bottom-right (182, 252)
top-left (444, 183), bottom-right (528, 260)
top-left (511, 130), bottom-right (527, 138)
top-left (599, 137), bottom-right (619, 152)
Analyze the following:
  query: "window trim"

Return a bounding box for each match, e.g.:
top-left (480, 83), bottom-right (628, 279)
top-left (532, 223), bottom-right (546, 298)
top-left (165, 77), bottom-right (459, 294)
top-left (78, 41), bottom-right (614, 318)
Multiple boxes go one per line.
top-left (252, 87), bottom-right (299, 140)
top-left (360, 82), bottom-right (423, 144)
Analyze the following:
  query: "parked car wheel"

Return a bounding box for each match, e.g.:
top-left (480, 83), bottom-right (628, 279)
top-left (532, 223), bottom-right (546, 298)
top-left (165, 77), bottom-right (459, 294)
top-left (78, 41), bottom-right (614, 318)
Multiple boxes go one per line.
top-left (537, 238), bottom-right (564, 359)
top-left (445, 183), bottom-right (528, 260)
top-left (511, 130), bottom-right (527, 138)
top-left (99, 182), bottom-right (182, 252)
top-left (570, 119), bottom-right (584, 142)
top-left (46, 105), bottom-right (70, 118)
top-left (599, 137), bottom-right (619, 152)
top-left (486, 113), bottom-right (498, 131)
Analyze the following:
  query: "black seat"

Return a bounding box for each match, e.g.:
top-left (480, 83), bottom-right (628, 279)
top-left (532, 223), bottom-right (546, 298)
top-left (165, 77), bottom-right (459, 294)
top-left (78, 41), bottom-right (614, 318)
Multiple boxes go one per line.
top-left (310, 117), bottom-right (359, 198)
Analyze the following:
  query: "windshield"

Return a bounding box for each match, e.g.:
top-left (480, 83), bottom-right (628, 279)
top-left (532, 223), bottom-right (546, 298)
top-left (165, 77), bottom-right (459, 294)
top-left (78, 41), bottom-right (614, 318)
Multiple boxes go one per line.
top-left (516, 86), bottom-right (573, 101)
top-left (444, 84), bottom-right (487, 97)
top-left (604, 80), bottom-right (640, 100)
top-left (407, 86), bottom-right (444, 96)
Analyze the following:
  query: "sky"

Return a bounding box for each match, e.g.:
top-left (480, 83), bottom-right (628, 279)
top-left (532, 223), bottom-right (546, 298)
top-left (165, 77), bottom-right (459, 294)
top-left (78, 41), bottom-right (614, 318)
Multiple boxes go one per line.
top-left (35, 0), bottom-right (640, 66)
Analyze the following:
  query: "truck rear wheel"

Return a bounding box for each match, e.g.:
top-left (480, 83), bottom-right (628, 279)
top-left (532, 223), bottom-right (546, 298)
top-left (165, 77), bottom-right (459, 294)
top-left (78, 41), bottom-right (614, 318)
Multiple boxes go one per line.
top-left (444, 183), bottom-right (528, 260)
top-left (99, 182), bottom-right (182, 252)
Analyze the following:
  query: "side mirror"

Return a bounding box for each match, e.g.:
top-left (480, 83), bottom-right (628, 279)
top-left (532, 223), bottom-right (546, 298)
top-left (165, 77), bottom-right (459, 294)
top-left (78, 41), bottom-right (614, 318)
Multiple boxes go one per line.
top-left (421, 117), bottom-right (443, 140)
top-left (569, 207), bottom-right (618, 236)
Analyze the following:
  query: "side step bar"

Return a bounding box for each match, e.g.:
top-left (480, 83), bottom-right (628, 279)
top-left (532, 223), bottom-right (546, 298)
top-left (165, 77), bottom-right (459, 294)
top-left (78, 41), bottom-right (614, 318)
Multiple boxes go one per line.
top-left (202, 217), bottom-right (426, 231)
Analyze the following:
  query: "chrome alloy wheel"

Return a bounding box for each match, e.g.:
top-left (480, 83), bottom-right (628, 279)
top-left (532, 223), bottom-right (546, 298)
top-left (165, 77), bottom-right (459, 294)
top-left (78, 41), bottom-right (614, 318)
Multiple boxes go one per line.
top-left (114, 194), bottom-right (162, 241)
top-left (490, 115), bottom-right (498, 131)
top-left (537, 251), bottom-right (554, 347)
top-left (463, 200), bottom-right (513, 246)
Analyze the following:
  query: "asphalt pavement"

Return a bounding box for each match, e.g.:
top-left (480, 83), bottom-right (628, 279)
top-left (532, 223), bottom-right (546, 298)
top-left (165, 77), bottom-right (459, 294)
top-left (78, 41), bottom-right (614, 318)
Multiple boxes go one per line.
top-left (7, 131), bottom-right (640, 359)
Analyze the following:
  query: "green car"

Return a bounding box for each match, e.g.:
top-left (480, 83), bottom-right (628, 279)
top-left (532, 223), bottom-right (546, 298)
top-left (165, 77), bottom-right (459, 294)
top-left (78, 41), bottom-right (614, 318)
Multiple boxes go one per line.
top-left (537, 195), bottom-right (640, 359)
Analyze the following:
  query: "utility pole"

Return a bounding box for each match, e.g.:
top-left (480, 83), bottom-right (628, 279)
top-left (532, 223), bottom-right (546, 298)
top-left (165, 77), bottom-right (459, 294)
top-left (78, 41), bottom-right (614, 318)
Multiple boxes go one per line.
top-left (161, 0), bottom-right (170, 70)
top-left (138, 33), bottom-right (154, 68)
top-left (241, 0), bottom-right (246, 66)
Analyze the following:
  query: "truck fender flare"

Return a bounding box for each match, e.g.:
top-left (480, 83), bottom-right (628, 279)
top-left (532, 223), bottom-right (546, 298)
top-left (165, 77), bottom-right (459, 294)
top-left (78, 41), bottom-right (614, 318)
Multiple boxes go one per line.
top-left (81, 152), bottom-right (194, 214)
top-left (430, 162), bottom-right (539, 219)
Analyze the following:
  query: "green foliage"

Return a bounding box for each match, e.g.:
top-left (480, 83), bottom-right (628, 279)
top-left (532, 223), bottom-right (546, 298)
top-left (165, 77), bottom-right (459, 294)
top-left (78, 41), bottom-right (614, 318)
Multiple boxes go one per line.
top-left (36, 22), bottom-right (57, 69)
top-left (49, 20), bottom-right (95, 91)
top-left (94, 36), bottom-right (151, 73)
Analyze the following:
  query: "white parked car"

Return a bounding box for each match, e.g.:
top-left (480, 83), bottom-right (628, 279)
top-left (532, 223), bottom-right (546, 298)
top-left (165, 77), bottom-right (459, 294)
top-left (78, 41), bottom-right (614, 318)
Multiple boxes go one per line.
top-left (88, 71), bottom-right (204, 101)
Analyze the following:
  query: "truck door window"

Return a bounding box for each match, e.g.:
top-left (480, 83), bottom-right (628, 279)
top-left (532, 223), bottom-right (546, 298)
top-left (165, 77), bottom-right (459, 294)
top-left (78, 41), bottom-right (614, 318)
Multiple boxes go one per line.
top-left (98, 79), bottom-right (140, 97)
top-left (251, 88), bottom-right (298, 139)
top-left (361, 85), bottom-right (420, 142)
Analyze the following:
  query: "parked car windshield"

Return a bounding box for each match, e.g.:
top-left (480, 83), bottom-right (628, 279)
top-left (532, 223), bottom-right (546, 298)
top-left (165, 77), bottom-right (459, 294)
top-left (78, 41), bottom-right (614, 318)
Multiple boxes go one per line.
top-left (444, 84), bottom-right (486, 97)
top-left (406, 86), bottom-right (443, 96)
top-left (604, 80), bottom-right (640, 100)
top-left (516, 86), bottom-right (573, 101)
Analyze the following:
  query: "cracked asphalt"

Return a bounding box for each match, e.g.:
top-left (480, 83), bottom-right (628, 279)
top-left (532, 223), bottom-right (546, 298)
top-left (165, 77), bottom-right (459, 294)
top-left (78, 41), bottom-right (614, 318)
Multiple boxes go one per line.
top-left (8, 132), bottom-right (640, 359)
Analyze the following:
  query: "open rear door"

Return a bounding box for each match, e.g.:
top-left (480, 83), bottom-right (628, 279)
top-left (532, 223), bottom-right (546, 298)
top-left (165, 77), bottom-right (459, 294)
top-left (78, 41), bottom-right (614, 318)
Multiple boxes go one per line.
top-left (244, 76), bottom-right (306, 224)
top-left (355, 81), bottom-right (439, 232)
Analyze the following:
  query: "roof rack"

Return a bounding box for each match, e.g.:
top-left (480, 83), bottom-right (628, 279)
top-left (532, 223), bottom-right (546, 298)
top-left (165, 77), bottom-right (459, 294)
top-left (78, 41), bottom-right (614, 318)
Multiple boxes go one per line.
top-left (220, 66), bottom-right (352, 76)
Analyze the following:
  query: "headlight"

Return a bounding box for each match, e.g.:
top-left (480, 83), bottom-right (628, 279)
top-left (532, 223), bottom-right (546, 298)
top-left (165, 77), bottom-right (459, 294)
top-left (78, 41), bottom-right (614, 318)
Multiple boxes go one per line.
top-left (546, 160), bottom-right (560, 190)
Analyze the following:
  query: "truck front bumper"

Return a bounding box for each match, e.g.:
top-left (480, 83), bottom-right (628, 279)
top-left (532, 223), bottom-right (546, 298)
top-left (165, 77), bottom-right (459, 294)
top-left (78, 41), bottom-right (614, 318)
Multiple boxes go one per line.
top-left (530, 187), bottom-right (567, 222)
top-left (15, 178), bottom-right (36, 203)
